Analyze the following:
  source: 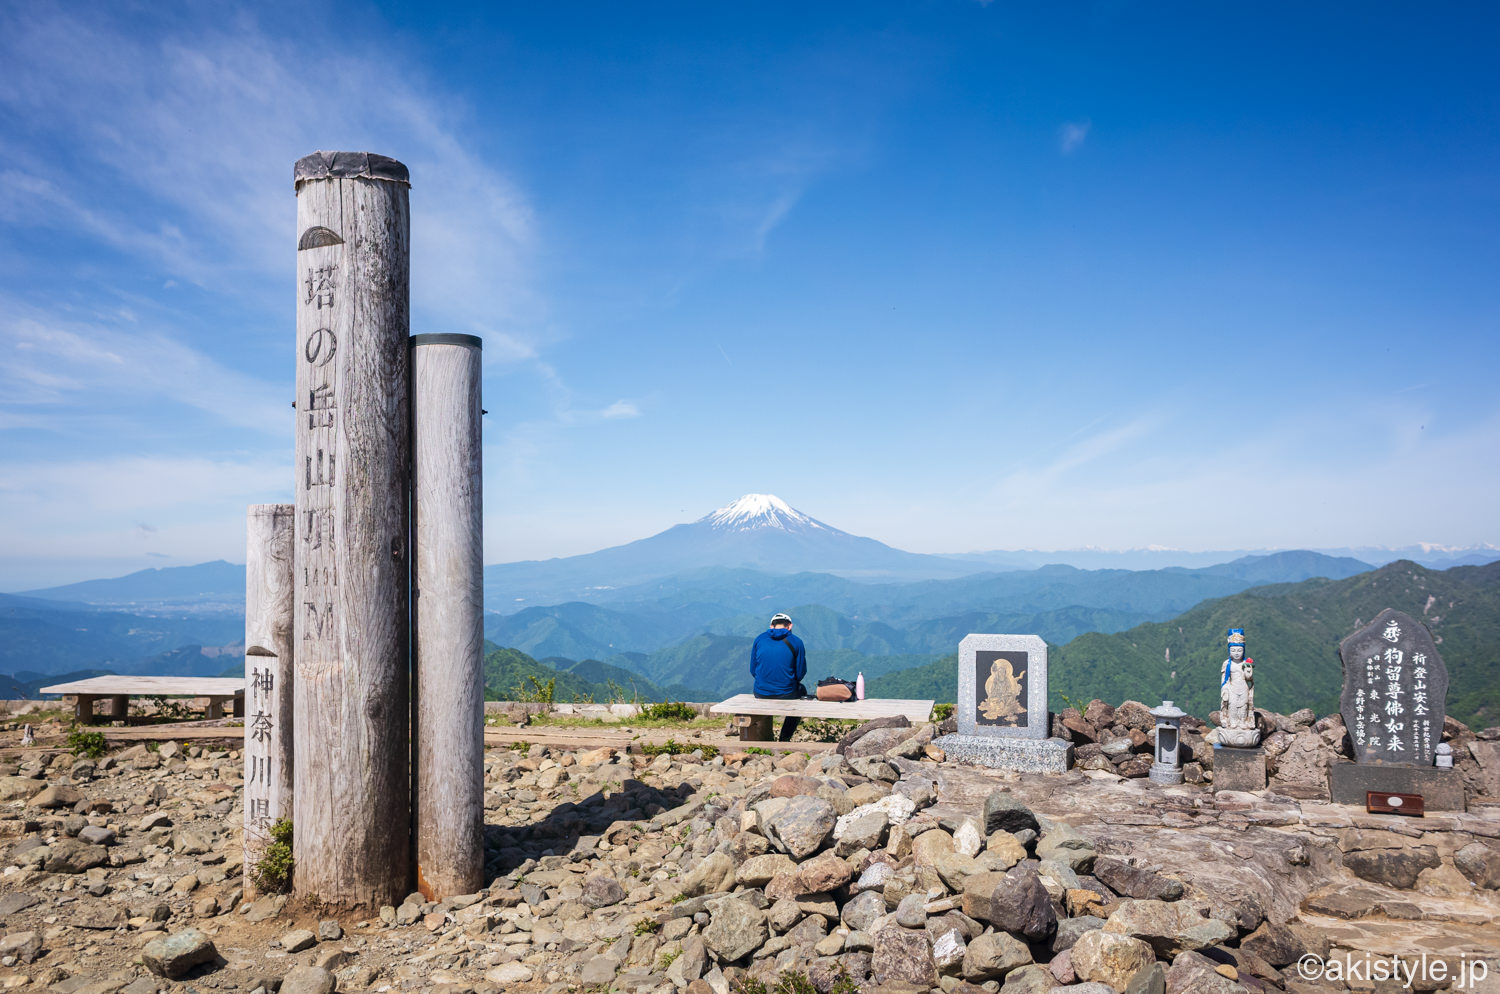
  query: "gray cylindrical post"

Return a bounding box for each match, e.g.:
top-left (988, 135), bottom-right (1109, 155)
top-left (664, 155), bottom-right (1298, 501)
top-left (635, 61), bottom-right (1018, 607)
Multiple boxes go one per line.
top-left (244, 503), bottom-right (296, 891)
top-left (411, 333), bottom-right (485, 900)
top-left (292, 151), bottom-right (412, 907)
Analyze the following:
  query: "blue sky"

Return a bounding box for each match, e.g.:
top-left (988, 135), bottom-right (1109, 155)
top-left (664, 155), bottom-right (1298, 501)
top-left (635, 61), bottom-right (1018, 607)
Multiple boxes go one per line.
top-left (2, 2), bottom-right (1498, 588)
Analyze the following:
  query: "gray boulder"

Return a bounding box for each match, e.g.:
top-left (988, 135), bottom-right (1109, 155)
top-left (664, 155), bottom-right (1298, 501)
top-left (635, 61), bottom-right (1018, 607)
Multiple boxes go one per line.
top-left (281, 966), bottom-right (337, 994)
top-left (1343, 846), bottom-right (1440, 890)
top-left (582, 873), bottom-right (628, 907)
top-left (1103, 900), bottom-right (1235, 958)
top-left (983, 791), bottom-right (1040, 835)
top-left (42, 839), bottom-right (107, 874)
top-left (962, 867), bottom-right (1057, 941)
top-left (765, 796), bottom-right (836, 860)
top-left (872, 923), bottom-right (939, 988)
top-left (702, 896), bottom-right (768, 963)
top-left (142, 928), bottom-right (218, 979)
top-left (1093, 856), bottom-right (1184, 901)
top-left (963, 930), bottom-right (1033, 981)
top-left (1454, 842), bottom-right (1500, 889)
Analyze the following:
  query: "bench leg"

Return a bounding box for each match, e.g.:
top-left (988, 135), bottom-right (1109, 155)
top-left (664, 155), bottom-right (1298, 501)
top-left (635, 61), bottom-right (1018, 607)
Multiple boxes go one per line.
top-left (207, 697), bottom-right (227, 719)
top-left (233, 690), bottom-right (245, 718)
top-left (76, 695), bottom-right (99, 725)
top-left (738, 715), bottom-right (773, 742)
top-left (106, 695), bottom-right (129, 721)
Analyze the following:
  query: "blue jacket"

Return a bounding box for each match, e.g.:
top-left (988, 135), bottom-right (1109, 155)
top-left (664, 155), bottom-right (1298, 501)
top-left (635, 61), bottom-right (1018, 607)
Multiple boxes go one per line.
top-left (750, 628), bottom-right (806, 697)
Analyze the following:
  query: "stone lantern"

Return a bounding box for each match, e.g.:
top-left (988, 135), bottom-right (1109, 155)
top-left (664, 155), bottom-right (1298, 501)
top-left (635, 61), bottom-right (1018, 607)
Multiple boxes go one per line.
top-left (1150, 700), bottom-right (1187, 784)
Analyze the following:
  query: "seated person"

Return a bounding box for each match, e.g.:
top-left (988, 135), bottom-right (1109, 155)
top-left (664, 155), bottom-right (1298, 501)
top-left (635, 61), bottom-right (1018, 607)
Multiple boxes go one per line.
top-left (750, 612), bottom-right (807, 742)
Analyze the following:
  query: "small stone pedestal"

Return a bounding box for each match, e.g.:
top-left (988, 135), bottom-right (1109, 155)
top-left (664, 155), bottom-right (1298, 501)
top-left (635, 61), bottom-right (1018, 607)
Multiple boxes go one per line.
top-left (1328, 763), bottom-right (1465, 811)
top-left (1213, 745), bottom-right (1266, 791)
top-left (932, 733), bottom-right (1072, 773)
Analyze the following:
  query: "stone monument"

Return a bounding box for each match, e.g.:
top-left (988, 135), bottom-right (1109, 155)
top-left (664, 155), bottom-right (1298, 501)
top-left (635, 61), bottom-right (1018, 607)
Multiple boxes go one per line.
top-left (1209, 628), bottom-right (1266, 790)
top-left (1329, 608), bottom-right (1463, 809)
top-left (932, 634), bottom-right (1072, 773)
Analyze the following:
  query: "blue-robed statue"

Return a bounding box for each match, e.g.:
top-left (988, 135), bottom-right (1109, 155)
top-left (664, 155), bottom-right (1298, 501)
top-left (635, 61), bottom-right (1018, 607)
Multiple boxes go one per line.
top-left (1210, 627), bottom-right (1260, 747)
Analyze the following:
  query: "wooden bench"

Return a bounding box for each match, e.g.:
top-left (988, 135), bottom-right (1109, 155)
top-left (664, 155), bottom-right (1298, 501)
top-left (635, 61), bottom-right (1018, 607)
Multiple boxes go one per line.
top-left (711, 694), bottom-right (934, 742)
top-left (39, 676), bottom-right (246, 726)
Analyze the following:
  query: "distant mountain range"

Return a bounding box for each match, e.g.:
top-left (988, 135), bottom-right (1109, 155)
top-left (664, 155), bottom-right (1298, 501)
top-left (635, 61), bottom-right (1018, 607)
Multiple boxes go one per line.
top-left (4, 494), bottom-right (1496, 724)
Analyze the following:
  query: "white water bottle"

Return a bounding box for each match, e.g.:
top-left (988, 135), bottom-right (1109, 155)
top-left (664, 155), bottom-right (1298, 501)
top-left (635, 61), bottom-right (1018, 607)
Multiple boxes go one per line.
top-left (855, 672), bottom-right (866, 700)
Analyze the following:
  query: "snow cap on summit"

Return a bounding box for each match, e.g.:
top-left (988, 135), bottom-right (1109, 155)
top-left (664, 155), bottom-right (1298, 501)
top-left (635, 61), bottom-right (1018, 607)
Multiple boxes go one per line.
top-left (701, 494), bottom-right (829, 533)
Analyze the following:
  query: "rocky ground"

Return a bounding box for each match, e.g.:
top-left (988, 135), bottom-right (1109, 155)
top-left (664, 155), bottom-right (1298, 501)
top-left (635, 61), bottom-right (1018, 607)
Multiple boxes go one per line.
top-left (0, 705), bottom-right (1498, 994)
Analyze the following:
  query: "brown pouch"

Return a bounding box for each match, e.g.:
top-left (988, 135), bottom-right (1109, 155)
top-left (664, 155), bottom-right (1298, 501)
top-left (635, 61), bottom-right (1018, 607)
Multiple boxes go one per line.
top-left (816, 680), bottom-right (854, 701)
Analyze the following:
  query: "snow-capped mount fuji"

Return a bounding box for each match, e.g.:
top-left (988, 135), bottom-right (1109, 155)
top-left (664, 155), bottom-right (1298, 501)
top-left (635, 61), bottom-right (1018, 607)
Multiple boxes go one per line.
top-left (702, 494), bottom-right (829, 534)
top-left (484, 493), bottom-right (981, 606)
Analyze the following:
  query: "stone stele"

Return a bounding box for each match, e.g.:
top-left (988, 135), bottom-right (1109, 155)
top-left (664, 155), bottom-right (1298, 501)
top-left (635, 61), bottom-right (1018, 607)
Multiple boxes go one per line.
top-left (934, 633), bottom-right (1071, 773)
top-left (1339, 608), bottom-right (1448, 767)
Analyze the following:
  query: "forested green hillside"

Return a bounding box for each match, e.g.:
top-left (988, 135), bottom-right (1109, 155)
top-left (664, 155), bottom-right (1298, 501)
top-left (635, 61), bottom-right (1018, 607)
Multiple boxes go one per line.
top-left (869, 561), bottom-right (1500, 728)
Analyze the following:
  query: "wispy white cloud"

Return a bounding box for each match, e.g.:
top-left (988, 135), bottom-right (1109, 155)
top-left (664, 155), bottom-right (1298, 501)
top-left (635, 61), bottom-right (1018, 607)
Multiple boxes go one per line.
top-left (1059, 120), bottom-right (1091, 155)
top-left (0, 299), bottom-right (287, 434)
top-left (0, 3), bottom-right (541, 336)
top-left (599, 400), bottom-right (642, 420)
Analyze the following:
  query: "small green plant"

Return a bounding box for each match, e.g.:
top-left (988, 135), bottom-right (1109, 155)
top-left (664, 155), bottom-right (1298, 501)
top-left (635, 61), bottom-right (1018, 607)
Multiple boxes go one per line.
top-left (829, 964), bottom-right (862, 994)
top-left (1058, 693), bottom-right (1086, 713)
top-left (639, 739), bottom-right (719, 760)
top-left (508, 740), bottom-right (532, 756)
top-left (669, 893), bottom-right (686, 904)
top-left (511, 675), bottom-right (555, 704)
top-left (932, 703), bottom-right (955, 721)
top-left (634, 917), bottom-right (661, 935)
top-left (731, 970), bottom-right (846, 994)
top-left (799, 717), bottom-right (858, 742)
top-left (605, 679), bottom-right (640, 706)
top-left (658, 948), bottom-right (682, 970)
top-left (251, 818), bottom-right (294, 893)
top-left (638, 701), bottom-right (698, 722)
top-left (744, 746), bottom-right (773, 755)
top-left (66, 728), bottom-right (107, 759)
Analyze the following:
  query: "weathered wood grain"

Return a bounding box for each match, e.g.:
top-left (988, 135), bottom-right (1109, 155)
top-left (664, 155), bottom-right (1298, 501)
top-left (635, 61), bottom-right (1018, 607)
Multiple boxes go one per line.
top-left (292, 152), bottom-right (412, 908)
top-left (710, 694), bottom-right (935, 722)
top-left (411, 334), bottom-right (484, 900)
top-left (244, 503), bottom-right (295, 893)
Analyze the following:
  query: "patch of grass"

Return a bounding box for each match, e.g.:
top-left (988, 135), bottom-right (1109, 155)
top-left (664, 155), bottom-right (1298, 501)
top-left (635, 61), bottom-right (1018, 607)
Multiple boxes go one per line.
top-left (798, 717), bottom-right (859, 742)
top-left (744, 746), bottom-right (773, 755)
top-left (829, 965), bottom-right (861, 994)
top-left (633, 917), bottom-right (661, 935)
top-left (658, 948), bottom-right (681, 970)
top-left (640, 739), bottom-right (719, 760)
top-left (732, 971), bottom-right (846, 994)
top-left (251, 818), bottom-right (294, 893)
top-left (66, 728), bottom-right (107, 759)
top-left (932, 703), bottom-right (955, 721)
top-left (638, 701), bottom-right (699, 722)
top-left (526, 712), bottom-right (721, 731)
top-left (508, 740), bottom-right (531, 756)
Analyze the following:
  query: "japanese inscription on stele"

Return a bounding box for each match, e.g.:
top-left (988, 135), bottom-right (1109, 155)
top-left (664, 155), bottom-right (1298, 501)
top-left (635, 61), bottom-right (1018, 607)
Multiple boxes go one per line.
top-left (243, 649), bottom-right (278, 834)
top-left (1339, 608), bottom-right (1449, 767)
top-left (295, 233), bottom-right (342, 662)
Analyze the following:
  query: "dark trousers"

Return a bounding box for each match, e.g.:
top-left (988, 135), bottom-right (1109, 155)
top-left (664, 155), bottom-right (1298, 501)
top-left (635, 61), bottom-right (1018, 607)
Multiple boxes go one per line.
top-left (755, 690), bottom-right (803, 742)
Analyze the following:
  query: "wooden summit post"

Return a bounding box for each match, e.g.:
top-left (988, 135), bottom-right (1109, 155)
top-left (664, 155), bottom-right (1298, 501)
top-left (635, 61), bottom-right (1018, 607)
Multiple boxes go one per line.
top-left (292, 151), bottom-right (412, 906)
top-left (244, 503), bottom-right (295, 891)
top-left (411, 333), bottom-right (485, 900)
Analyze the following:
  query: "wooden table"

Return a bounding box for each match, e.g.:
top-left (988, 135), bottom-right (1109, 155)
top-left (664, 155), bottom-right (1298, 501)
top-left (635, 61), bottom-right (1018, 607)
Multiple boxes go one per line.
top-left (710, 694), bottom-right (934, 742)
top-left (39, 676), bottom-right (246, 725)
